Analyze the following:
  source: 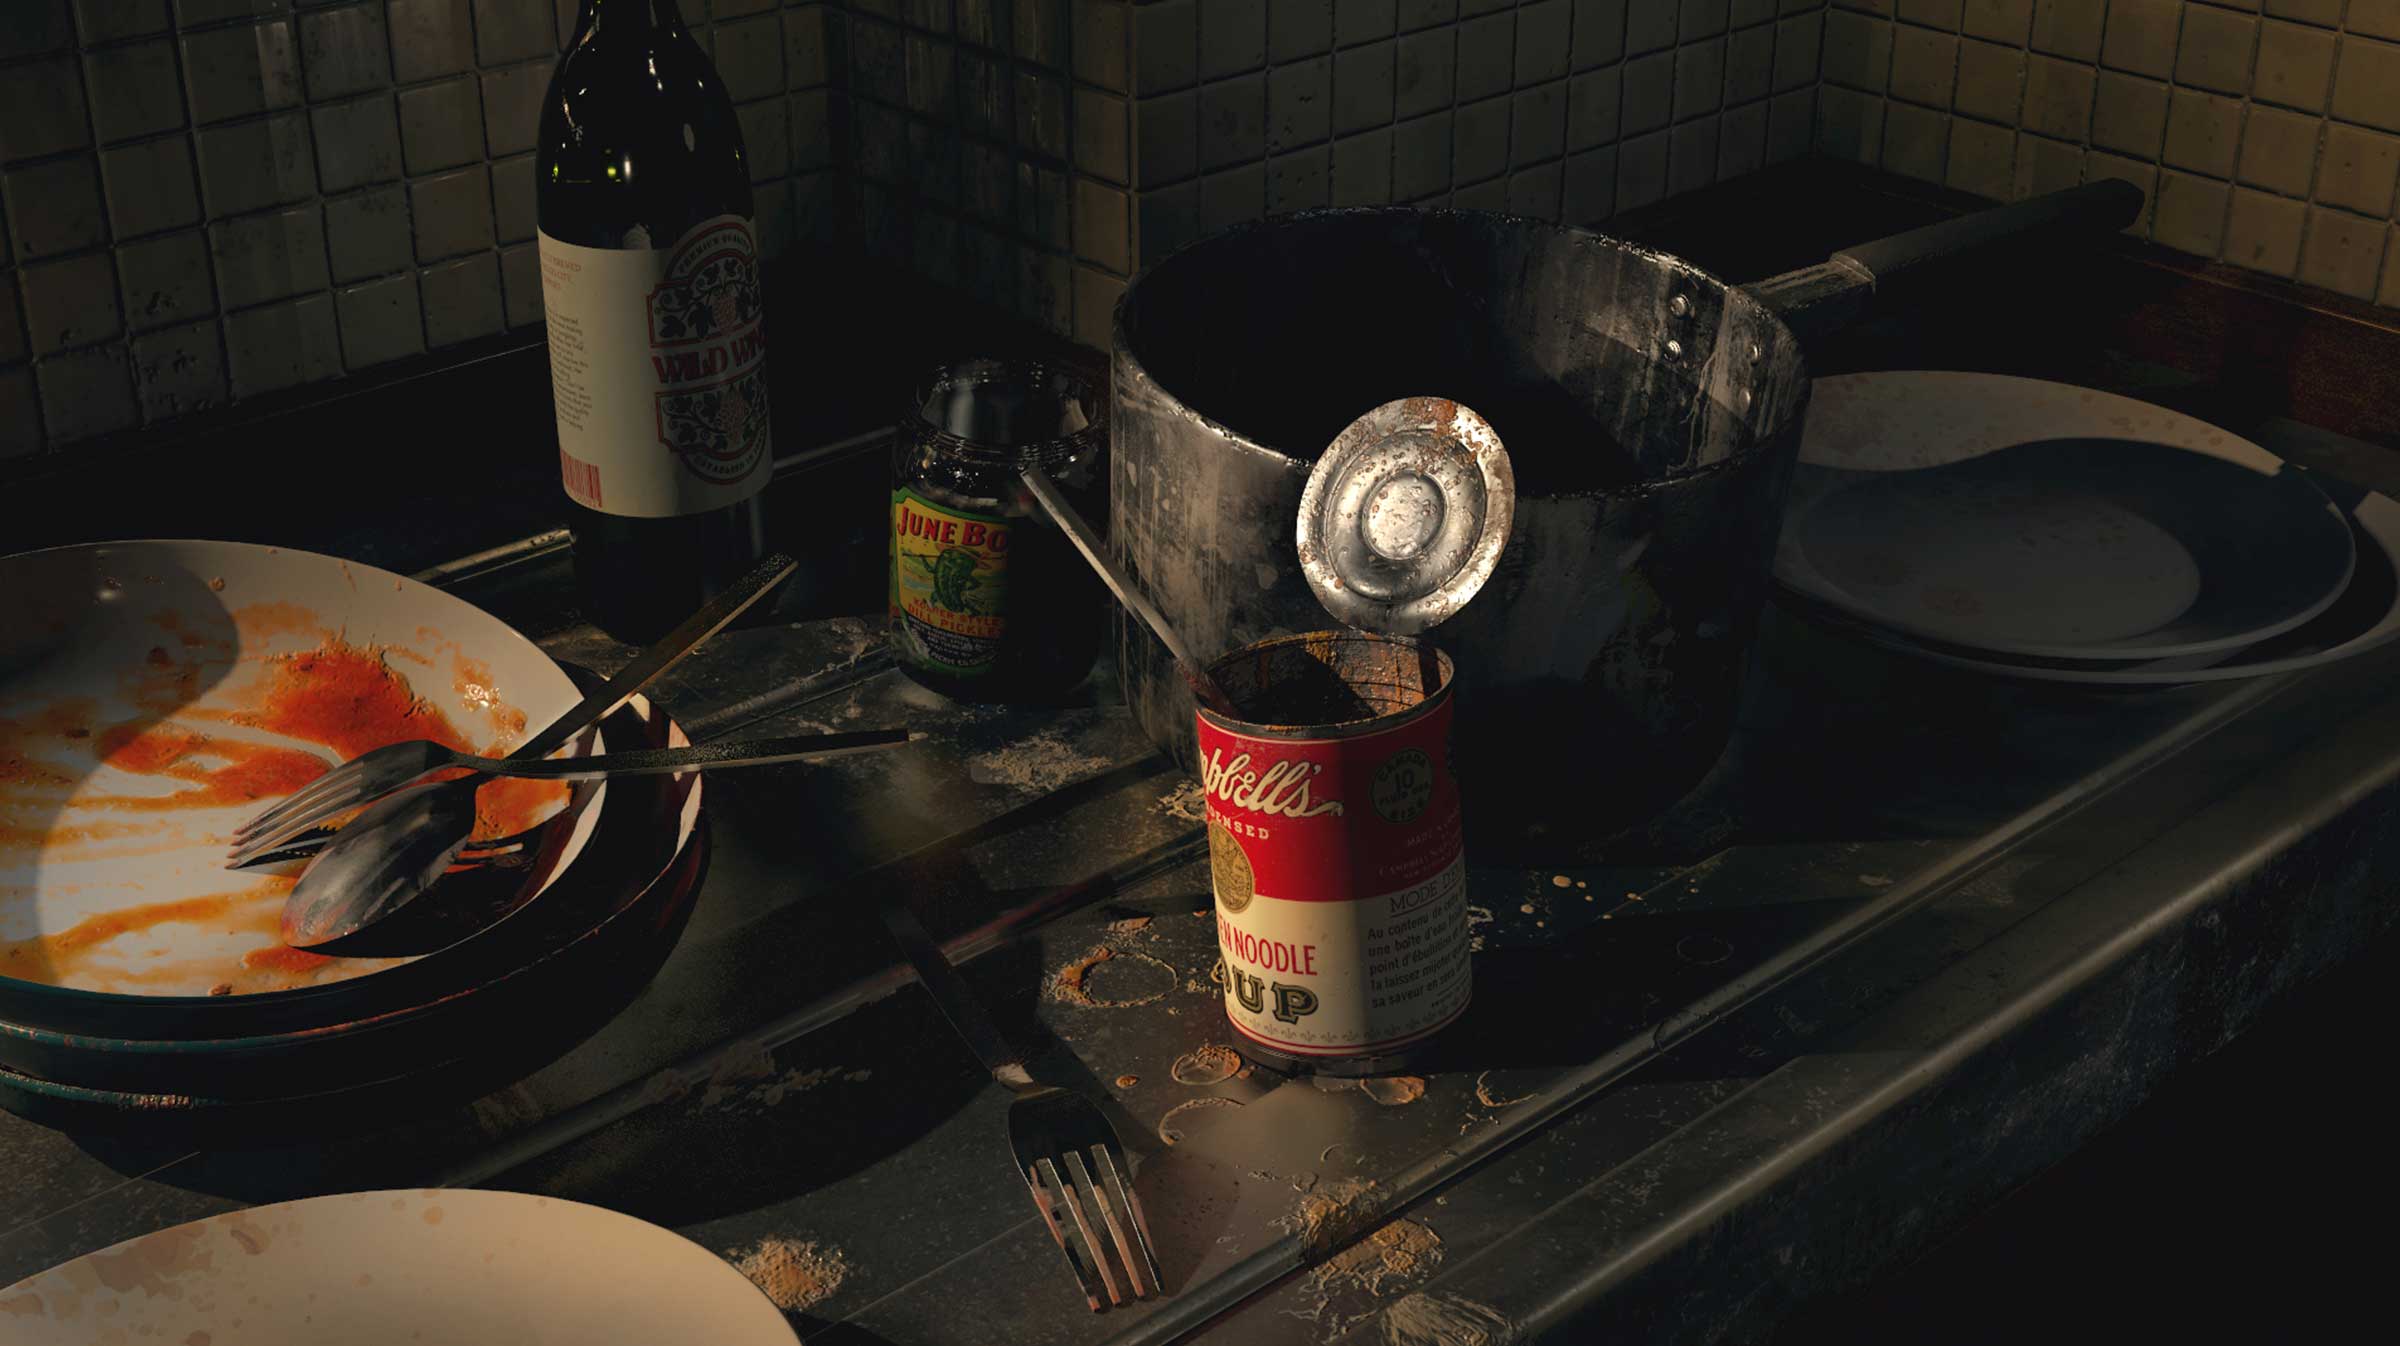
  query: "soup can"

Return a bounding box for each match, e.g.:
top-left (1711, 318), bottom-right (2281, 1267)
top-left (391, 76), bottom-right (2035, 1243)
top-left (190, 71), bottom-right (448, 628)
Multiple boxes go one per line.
top-left (1199, 634), bottom-right (1468, 1067)
top-left (1198, 398), bottom-right (1513, 1069)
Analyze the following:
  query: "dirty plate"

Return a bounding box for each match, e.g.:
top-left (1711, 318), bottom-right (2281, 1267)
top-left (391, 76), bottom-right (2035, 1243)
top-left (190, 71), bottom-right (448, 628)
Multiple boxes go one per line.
top-left (0, 1189), bottom-right (798, 1345)
top-left (0, 541), bottom-right (603, 999)
top-left (1777, 372), bottom-right (2356, 661)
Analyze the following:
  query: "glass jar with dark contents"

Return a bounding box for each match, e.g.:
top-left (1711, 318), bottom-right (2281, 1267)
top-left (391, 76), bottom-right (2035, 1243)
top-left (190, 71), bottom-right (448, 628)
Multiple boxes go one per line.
top-left (889, 360), bottom-right (1108, 703)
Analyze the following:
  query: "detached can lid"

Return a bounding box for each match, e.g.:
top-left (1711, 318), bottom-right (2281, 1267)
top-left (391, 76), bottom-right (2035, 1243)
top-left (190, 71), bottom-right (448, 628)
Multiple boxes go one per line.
top-left (1296, 397), bottom-right (1516, 634)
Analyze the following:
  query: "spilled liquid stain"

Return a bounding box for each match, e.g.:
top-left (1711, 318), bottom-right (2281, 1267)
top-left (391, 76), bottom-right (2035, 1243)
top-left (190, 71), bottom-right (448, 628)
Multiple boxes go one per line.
top-left (1, 616), bottom-right (567, 996)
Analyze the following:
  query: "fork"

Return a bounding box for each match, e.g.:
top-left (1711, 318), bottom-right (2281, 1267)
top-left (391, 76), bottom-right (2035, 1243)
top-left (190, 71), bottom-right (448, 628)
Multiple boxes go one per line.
top-left (875, 891), bottom-right (1166, 1311)
top-left (225, 729), bottom-right (909, 867)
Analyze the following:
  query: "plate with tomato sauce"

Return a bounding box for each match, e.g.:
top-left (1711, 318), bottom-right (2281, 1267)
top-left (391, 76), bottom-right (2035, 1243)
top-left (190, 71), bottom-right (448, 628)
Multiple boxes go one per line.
top-left (0, 541), bottom-right (604, 1001)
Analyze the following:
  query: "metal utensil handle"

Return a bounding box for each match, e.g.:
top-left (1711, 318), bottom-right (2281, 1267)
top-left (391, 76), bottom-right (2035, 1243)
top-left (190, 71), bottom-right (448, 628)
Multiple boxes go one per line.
top-left (1018, 467), bottom-right (1243, 716)
top-left (513, 552), bottom-right (799, 761)
top-left (488, 729), bottom-right (910, 779)
top-left (1748, 180), bottom-right (2144, 340)
top-left (875, 891), bottom-right (1041, 1093)
top-left (1019, 467), bottom-right (1198, 666)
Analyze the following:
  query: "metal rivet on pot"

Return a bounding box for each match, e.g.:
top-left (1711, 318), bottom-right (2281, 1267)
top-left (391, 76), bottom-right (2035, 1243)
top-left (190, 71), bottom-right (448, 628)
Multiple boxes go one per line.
top-left (1738, 388), bottom-right (1754, 410)
top-left (1748, 342), bottom-right (1763, 362)
top-left (1669, 294), bottom-right (1691, 318)
top-left (1664, 338), bottom-right (1683, 360)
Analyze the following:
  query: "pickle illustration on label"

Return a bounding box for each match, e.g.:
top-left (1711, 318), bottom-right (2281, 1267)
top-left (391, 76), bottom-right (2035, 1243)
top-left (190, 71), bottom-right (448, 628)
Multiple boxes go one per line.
top-left (892, 488), bottom-right (1011, 675)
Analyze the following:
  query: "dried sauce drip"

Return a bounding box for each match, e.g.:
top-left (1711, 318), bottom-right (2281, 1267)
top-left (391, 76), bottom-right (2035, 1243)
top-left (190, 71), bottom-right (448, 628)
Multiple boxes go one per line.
top-left (729, 1239), bottom-right (849, 1312)
top-left (1157, 1096), bottom-right (1243, 1146)
top-left (0, 878), bottom-right (378, 994)
top-left (1472, 1071), bottom-right (1536, 1108)
top-left (1359, 1075), bottom-right (1427, 1106)
top-left (78, 723), bottom-right (330, 811)
top-left (1050, 945), bottom-right (1179, 1007)
top-left (226, 645), bottom-right (476, 760)
top-left (1170, 1044), bottom-right (1245, 1086)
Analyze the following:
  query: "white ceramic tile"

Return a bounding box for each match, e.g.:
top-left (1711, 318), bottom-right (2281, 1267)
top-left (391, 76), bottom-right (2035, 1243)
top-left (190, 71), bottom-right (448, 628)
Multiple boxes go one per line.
top-left (224, 292), bottom-right (339, 397)
top-left (2162, 89), bottom-right (2243, 180)
top-left (1889, 25), bottom-right (1956, 108)
top-left (1569, 66), bottom-right (1622, 150)
top-left (335, 271), bottom-right (423, 367)
top-left (2224, 184), bottom-right (2306, 274)
top-left (1574, 0), bottom-right (1627, 70)
top-left (2028, 0), bottom-right (2103, 61)
top-left (1392, 110), bottom-right (1452, 198)
top-left (1817, 84), bottom-right (1886, 164)
top-left (2319, 123), bottom-right (2400, 217)
top-left (2238, 105), bottom-right (2320, 197)
top-left (2332, 35), bottom-right (2400, 134)
top-left (1201, 0), bottom-right (1267, 81)
top-left (1945, 114), bottom-right (2013, 198)
top-left (1883, 100), bottom-right (1950, 182)
top-left (419, 251), bottom-right (500, 348)
top-left (1332, 125), bottom-right (1394, 204)
top-left (2151, 169), bottom-right (2230, 256)
top-left (1823, 8), bottom-right (1892, 89)
top-left (1334, 41), bottom-right (1397, 134)
top-left (1267, 146), bottom-right (1332, 213)
top-left (2253, 19), bottom-right (2335, 112)
top-left (130, 318), bottom-right (225, 422)
top-left (1674, 37), bottom-right (1725, 120)
top-left (36, 345), bottom-right (136, 442)
top-left (1954, 38), bottom-right (2024, 122)
top-left (2090, 71), bottom-right (2169, 158)
top-left (1396, 27), bottom-right (1457, 119)
top-left (2297, 204), bottom-right (2385, 297)
top-left (2174, 3), bottom-right (2257, 96)
top-left (1512, 80), bottom-right (1567, 165)
top-left (1961, 0), bottom-right (2032, 45)
top-left (19, 252), bottom-right (120, 356)
top-left (2099, 0), bottom-right (2179, 79)
top-left (116, 230), bottom-right (214, 332)
top-left (1564, 144), bottom-right (1616, 219)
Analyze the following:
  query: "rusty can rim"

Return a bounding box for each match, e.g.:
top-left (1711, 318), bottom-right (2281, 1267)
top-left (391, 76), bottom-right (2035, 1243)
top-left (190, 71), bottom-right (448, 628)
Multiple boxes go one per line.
top-left (1193, 632), bottom-right (1453, 742)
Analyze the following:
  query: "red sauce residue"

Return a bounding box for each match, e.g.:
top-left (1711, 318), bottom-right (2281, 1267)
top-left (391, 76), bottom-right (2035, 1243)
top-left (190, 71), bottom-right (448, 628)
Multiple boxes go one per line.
top-left (240, 942), bottom-right (334, 977)
top-left (80, 722), bottom-right (331, 811)
top-left (230, 601), bottom-right (329, 642)
top-left (475, 774), bottom-right (569, 841)
top-left (228, 645), bottom-right (476, 761)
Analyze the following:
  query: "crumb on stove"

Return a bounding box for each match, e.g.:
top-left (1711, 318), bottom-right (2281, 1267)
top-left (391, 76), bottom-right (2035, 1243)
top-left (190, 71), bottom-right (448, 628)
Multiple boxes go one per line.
top-left (208, 577), bottom-right (226, 591)
top-left (1115, 1074), bottom-right (1140, 1089)
top-left (208, 983), bottom-right (233, 997)
top-left (1107, 914), bottom-right (1152, 936)
top-left (1551, 875), bottom-right (1572, 888)
top-left (1517, 903), bottom-right (1534, 914)
top-left (730, 1238), bottom-right (848, 1312)
top-left (1474, 1070), bottom-right (1536, 1108)
top-left (1051, 945), bottom-right (1177, 1007)
top-left (1359, 1076), bottom-right (1426, 1107)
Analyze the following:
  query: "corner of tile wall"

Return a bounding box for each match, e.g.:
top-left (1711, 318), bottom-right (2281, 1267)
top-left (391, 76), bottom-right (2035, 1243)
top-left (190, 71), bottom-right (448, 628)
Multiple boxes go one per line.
top-left (0, 0), bottom-right (842, 460)
top-left (837, 0), bottom-right (1832, 343)
top-left (1816, 0), bottom-right (2400, 304)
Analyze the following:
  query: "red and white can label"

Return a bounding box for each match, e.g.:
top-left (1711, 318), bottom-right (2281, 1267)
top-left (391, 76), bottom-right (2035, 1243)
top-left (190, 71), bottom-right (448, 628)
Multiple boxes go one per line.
top-left (1198, 696), bottom-right (1470, 1058)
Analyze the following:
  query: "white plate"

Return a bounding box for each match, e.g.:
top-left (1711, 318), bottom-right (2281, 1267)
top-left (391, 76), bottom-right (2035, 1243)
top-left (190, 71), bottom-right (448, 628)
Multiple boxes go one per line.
top-left (1777, 372), bottom-right (2357, 660)
top-left (0, 1188), bottom-right (797, 1345)
top-left (0, 541), bottom-right (603, 997)
top-left (1790, 485), bottom-right (2400, 685)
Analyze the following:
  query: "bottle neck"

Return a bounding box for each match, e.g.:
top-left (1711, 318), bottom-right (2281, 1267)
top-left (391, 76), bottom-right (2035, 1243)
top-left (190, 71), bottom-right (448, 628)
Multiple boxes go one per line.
top-left (580, 0), bottom-right (686, 37)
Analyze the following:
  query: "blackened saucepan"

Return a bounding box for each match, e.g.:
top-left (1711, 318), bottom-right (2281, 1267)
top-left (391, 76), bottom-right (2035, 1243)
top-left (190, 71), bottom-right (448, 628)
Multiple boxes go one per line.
top-left (1111, 183), bottom-right (2142, 859)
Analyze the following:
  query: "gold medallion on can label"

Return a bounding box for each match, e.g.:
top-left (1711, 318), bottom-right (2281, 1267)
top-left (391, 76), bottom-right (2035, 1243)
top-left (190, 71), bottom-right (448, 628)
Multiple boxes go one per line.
top-left (1208, 815), bottom-right (1255, 914)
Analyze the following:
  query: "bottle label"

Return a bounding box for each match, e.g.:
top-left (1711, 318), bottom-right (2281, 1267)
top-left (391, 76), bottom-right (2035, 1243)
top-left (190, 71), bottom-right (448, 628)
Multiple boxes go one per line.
top-left (890, 488), bottom-right (1010, 676)
top-left (537, 215), bottom-right (770, 518)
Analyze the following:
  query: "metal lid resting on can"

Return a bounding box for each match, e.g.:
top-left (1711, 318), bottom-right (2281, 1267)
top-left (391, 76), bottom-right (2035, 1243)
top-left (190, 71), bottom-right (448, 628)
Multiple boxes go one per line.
top-left (1296, 397), bottom-right (1517, 634)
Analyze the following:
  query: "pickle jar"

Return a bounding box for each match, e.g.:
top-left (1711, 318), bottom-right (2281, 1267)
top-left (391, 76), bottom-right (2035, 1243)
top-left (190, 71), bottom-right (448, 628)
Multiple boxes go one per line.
top-left (889, 360), bottom-right (1109, 703)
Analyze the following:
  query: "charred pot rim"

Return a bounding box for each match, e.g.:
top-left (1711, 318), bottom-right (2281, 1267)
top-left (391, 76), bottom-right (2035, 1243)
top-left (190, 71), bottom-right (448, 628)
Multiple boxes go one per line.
top-left (1111, 205), bottom-right (1808, 501)
top-left (1195, 632), bottom-right (1455, 740)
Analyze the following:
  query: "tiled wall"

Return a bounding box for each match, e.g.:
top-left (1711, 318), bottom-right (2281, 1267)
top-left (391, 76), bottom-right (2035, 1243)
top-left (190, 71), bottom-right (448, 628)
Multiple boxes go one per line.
top-left (1818, 0), bottom-right (2400, 306)
top-left (0, 0), bottom-right (838, 458)
top-left (835, 0), bottom-right (1829, 348)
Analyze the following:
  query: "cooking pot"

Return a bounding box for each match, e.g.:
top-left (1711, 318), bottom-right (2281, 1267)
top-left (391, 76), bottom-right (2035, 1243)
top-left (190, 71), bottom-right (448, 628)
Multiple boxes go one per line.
top-left (1110, 185), bottom-right (2141, 857)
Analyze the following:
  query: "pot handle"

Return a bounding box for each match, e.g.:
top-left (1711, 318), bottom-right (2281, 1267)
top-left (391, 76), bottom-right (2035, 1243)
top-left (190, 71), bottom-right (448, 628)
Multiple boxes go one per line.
top-left (1746, 179), bottom-right (2144, 342)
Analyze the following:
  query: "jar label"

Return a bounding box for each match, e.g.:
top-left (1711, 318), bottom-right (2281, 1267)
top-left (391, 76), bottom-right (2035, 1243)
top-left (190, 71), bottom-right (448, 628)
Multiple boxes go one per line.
top-left (891, 487), bottom-right (1011, 675)
top-left (537, 215), bottom-right (771, 519)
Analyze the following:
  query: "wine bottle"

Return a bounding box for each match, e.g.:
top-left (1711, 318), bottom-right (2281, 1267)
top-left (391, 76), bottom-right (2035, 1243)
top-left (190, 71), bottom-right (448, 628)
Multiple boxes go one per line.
top-left (536, 0), bottom-right (771, 643)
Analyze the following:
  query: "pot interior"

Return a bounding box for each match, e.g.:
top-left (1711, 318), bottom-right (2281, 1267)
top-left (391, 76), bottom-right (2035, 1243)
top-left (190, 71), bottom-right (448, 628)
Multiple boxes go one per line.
top-left (1118, 209), bottom-right (1809, 496)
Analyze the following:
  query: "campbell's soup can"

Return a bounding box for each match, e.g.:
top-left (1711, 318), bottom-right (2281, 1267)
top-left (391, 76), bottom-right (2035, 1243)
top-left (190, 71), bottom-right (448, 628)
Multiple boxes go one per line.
top-left (1197, 632), bottom-right (1470, 1067)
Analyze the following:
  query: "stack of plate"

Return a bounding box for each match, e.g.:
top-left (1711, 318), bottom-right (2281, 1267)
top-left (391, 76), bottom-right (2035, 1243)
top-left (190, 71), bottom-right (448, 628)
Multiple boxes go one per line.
top-left (1773, 372), bottom-right (2400, 685)
top-left (0, 541), bottom-right (707, 1131)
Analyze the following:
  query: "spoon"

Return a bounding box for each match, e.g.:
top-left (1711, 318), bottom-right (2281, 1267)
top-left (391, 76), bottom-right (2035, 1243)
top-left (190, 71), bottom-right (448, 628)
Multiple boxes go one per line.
top-left (278, 551), bottom-right (799, 949)
top-left (1015, 466), bottom-right (1243, 718)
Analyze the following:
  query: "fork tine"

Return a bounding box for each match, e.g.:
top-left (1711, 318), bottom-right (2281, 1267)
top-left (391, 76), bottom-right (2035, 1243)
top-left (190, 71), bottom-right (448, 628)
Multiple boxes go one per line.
top-left (227, 779), bottom-right (380, 863)
top-left (1029, 1158), bottom-right (1106, 1312)
top-left (1069, 1148), bottom-right (1148, 1300)
top-left (1048, 1155), bottom-right (1123, 1306)
top-left (1090, 1143), bottom-right (1164, 1297)
top-left (230, 764), bottom-right (359, 840)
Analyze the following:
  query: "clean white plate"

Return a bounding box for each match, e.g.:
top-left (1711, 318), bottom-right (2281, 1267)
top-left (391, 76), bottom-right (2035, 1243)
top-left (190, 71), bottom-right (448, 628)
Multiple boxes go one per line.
top-left (1789, 483), bottom-right (2400, 685)
top-left (0, 541), bottom-right (603, 997)
top-left (0, 1188), bottom-right (798, 1345)
top-left (1778, 372), bottom-right (2357, 660)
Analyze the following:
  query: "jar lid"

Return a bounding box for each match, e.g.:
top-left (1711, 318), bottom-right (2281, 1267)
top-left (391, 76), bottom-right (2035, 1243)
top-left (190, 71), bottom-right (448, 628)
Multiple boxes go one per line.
top-left (1296, 398), bottom-right (1516, 634)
